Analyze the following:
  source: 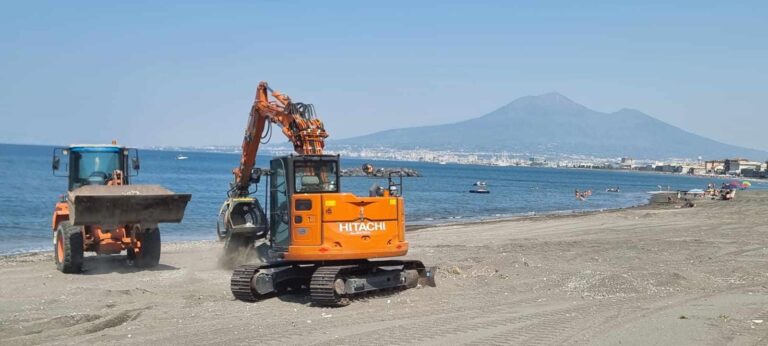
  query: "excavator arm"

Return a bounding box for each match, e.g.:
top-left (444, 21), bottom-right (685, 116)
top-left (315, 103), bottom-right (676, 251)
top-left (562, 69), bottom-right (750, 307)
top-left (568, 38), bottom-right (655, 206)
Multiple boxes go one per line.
top-left (231, 81), bottom-right (328, 197)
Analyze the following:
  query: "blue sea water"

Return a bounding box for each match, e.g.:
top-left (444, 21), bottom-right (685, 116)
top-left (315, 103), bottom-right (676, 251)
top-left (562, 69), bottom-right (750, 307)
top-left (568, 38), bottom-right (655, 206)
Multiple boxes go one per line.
top-left (1, 143), bottom-right (762, 255)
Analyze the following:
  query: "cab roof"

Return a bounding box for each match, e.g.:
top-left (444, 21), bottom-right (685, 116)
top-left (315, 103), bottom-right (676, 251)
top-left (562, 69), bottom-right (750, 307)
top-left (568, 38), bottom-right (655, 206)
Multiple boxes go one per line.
top-left (68, 144), bottom-right (126, 152)
top-left (68, 144), bottom-right (126, 149)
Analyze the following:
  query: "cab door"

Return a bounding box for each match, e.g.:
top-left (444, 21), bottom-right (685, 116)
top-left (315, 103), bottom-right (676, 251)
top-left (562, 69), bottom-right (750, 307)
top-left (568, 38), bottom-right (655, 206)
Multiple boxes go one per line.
top-left (269, 158), bottom-right (291, 250)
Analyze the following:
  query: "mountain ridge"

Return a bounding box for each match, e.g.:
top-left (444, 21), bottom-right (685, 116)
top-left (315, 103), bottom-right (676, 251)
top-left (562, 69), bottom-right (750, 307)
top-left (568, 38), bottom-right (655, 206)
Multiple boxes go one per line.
top-left (331, 93), bottom-right (768, 160)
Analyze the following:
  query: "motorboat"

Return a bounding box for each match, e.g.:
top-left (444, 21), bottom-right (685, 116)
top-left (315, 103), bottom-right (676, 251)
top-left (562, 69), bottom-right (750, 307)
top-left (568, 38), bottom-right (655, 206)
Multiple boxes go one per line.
top-left (470, 181), bottom-right (490, 194)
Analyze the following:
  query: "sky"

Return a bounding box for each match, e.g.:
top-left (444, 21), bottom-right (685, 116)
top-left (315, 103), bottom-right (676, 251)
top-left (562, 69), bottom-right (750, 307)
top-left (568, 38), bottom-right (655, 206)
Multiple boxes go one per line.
top-left (1, 0), bottom-right (766, 151)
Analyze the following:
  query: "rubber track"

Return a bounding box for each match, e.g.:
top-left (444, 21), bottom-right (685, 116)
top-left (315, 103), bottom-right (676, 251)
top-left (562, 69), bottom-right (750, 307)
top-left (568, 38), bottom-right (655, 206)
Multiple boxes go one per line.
top-left (310, 265), bottom-right (355, 307)
top-left (230, 264), bottom-right (261, 302)
top-left (233, 260), bottom-right (431, 305)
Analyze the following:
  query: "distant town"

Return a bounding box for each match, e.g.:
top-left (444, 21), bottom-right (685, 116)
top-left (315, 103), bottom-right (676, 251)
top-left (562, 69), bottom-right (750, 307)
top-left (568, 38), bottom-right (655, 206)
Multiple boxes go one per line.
top-left (150, 144), bottom-right (768, 180)
top-left (330, 147), bottom-right (768, 179)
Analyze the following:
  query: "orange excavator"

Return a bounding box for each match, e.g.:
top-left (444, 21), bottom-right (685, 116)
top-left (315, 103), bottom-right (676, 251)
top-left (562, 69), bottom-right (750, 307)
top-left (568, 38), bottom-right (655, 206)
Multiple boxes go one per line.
top-left (218, 81), bottom-right (435, 306)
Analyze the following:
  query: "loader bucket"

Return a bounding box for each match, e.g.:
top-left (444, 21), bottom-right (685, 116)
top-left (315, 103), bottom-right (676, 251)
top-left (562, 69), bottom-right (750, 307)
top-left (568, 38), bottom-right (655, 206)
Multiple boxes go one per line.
top-left (67, 185), bottom-right (191, 226)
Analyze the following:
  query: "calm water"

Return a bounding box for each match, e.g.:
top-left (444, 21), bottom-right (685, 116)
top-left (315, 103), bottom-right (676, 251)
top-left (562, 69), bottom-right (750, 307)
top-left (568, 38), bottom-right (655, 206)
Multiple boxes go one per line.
top-left (1, 143), bottom-right (762, 255)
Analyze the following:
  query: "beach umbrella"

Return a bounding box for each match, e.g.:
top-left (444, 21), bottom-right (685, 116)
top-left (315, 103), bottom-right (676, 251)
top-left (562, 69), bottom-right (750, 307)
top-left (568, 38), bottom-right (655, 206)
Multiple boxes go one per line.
top-left (742, 181), bottom-right (752, 188)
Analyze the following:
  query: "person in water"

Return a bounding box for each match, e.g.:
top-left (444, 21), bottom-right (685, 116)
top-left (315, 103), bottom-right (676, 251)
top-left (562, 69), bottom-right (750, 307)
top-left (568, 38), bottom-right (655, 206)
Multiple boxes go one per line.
top-left (575, 189), bottom-right (591, 201)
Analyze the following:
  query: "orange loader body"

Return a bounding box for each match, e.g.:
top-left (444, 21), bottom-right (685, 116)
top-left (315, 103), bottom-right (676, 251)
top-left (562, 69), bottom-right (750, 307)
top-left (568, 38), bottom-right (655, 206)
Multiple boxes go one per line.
top-left (52, 202), bottom-right (139, 258)
top-left (50, 144), bottom-right (189, 273)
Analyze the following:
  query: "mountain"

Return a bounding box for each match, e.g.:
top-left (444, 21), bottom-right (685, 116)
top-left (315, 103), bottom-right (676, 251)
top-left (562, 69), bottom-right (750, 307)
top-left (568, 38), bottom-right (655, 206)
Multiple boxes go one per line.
top-left (332, 93), bottom-right (768, 160)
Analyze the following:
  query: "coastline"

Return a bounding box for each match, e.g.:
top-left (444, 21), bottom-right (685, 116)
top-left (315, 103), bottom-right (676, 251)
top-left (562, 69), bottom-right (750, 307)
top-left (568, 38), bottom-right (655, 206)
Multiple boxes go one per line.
top-left (406, 198), bottom-right (654, 232)
top-left (1, 199), bottom-right (653, 258)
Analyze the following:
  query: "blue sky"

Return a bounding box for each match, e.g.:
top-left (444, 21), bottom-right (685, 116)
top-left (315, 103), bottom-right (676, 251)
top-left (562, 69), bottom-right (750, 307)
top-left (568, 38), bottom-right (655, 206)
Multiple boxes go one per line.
top-left (1, 1), bottom-right (766, 150)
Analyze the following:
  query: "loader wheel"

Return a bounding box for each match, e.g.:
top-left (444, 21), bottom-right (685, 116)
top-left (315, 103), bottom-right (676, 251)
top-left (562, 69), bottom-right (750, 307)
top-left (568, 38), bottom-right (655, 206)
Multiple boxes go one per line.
top-left (54, 221), bottom-right (84, 273)
top-left (134, 227), bottom-right (161, 268)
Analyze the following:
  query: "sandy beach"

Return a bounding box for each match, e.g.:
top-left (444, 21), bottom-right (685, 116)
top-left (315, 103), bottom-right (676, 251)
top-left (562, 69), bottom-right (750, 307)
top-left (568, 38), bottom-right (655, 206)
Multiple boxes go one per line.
top-left (2, 191), bottom-right (768, 345)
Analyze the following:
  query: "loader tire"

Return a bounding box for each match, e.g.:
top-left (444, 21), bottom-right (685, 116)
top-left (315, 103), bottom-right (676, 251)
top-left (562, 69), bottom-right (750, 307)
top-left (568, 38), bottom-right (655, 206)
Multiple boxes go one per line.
top-left (135, 227), bottom-right (161, 268)
top-left (54, 221), bottom-right (84, 273)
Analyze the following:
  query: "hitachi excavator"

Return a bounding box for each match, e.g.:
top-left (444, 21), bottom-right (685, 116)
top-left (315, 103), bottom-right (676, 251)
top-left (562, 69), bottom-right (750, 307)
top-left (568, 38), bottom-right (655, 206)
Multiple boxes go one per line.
top-left (218, 81), bottom-right (435, 306)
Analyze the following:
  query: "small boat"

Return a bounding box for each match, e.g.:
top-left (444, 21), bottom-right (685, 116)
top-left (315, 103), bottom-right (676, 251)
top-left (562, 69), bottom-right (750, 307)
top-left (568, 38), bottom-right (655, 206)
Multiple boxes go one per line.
top-left (470, 181), bottom-right (490, 194)
top-left (176, 154), bottom-right (189, 160)
top-left (606, 187), bottom-right (620, 193)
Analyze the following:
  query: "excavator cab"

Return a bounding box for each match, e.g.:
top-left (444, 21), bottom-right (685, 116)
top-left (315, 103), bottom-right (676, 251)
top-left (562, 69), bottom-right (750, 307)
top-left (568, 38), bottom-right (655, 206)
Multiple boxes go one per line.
top-left (268, 155), bottom-right (340, 251)
top-left (218, 155), bottom-right (340, 258)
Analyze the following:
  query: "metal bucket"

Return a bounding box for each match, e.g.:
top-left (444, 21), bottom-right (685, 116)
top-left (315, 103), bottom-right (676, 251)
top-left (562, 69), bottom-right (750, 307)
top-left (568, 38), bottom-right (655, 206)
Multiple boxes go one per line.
top-left (67, 185), bottom-right (191, 226)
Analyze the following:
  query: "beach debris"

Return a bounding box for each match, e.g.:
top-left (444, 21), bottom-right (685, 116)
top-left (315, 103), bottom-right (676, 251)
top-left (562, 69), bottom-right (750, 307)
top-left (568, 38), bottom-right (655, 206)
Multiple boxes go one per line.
top-left (752, 319), bottom-right (764, 324)
top-left (679, 315), bottom-right (688, 320)
top-left (448, 266), bottom-right (463, 275)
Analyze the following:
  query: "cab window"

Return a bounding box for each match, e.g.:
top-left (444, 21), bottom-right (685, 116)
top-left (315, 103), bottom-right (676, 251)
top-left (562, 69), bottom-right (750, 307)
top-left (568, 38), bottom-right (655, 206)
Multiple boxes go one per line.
top-left (71, 147), bottom-right (121, 188)
top-left (294, 160), bottom-right (338, 193)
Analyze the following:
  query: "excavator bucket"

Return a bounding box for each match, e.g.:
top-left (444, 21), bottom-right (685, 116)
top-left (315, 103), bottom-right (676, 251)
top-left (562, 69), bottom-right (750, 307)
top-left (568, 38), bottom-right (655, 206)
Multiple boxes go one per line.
top-left (67, 185), bottom-right (191, 226)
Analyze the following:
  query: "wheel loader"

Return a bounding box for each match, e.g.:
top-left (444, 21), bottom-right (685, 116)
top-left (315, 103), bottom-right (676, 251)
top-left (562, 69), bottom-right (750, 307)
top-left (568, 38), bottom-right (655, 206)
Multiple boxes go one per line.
top-left (51, 142), bottom-right (191, 273)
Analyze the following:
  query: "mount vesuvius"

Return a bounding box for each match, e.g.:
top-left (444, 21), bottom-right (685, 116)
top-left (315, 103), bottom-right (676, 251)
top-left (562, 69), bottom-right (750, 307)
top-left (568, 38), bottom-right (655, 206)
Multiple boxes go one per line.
top-left (331, 93), bottom-right (767, 160)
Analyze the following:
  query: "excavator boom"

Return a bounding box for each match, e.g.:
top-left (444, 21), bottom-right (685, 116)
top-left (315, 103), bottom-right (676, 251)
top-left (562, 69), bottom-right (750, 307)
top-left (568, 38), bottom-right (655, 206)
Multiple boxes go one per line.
top-left (232, 81), bottom-right (328, 196)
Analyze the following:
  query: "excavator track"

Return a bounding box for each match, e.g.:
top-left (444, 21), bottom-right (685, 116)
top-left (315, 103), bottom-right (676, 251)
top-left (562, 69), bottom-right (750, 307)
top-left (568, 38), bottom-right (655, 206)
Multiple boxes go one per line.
top-left (309, 265), bottom-right (356, 307)
top-left (230, 264), bottom-right (261, 302)
top-left (231, 260), bottom-right (437, 305)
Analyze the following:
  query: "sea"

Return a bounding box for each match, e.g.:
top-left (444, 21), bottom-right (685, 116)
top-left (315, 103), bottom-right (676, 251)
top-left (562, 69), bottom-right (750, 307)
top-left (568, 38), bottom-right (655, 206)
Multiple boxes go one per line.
top-left (1, 143), bottom-right (763, 255)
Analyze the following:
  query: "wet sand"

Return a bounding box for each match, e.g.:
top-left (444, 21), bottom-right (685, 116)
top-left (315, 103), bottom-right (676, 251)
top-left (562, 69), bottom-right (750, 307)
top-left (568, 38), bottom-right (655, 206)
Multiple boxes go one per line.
top-left (2, 191), bottom-right (768, 345)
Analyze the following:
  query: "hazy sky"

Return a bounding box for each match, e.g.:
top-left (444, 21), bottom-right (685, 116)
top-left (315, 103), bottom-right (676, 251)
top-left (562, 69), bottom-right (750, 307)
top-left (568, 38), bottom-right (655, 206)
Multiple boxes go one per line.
top-left (1, 1), bottom-right (766, 150)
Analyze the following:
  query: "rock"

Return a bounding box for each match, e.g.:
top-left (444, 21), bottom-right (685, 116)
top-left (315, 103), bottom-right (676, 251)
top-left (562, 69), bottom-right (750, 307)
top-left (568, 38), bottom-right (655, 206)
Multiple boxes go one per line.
top-left (340, 167), bottom-right (422, 177)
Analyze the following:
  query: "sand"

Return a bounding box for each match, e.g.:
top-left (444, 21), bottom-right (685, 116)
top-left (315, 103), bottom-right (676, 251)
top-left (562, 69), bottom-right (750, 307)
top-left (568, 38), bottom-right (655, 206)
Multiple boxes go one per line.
top-left (2, 191), bottom-right (768, 345)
